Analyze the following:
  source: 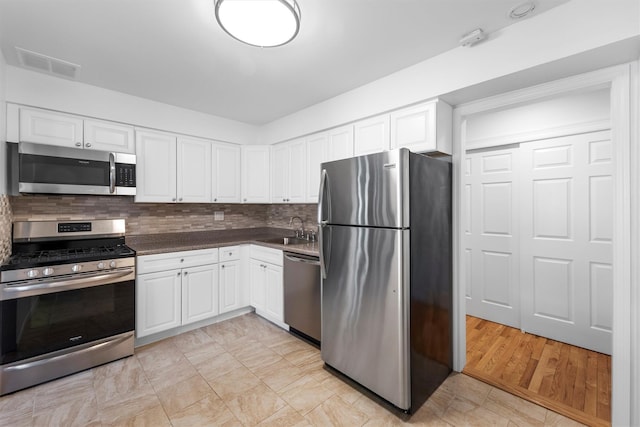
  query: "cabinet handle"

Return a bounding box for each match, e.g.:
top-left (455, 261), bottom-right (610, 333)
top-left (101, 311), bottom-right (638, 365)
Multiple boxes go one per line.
top-left (184, 271), bottom-right (188, 276)
top-left (228, 252), bottom-right (232, 256)
top-left (244, 198), bottom-right (247, 202)
top-left (172, 198), bottom-right (176, 202)
top-left (177, 272), bottom-right (181, 276)
top-left (75, 142), bottom-right (82, 147)
top-left (214, 198), bottom-right (217, 202)
top-left (179, 197), bottom-right (183, 201)
top-left (85, 143), bottom-right (92, 148)
top-left (221, 265), bottom-right (225, 269)
top-left (180, 259), bottom-right (184, 262)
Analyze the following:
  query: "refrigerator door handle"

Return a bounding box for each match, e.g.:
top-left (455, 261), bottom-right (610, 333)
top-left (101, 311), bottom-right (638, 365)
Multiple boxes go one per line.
top-left (317, 168), bottom-right (329, 225)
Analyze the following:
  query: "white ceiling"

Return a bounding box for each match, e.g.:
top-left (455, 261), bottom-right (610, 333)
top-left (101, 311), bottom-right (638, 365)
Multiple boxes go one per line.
top-left (0, 0), bottom-right (569, 125)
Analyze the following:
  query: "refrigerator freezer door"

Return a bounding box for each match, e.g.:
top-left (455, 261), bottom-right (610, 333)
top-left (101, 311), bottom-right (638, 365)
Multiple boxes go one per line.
top-left (319, 149), bottom-right (410, 229)
top-left (321, 224), bottom-right (410, 409)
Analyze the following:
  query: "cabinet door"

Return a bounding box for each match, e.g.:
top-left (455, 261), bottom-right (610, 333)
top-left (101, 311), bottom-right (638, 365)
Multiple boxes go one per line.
top-left (84, 119), bottom-right (135, 153)
top-left (354, 114), bottom-right (390, 156)
top-left (287, 139), bottom-right (307, 203)
top-left (19, 107), bottom-right (83, 148)
top-left (177, 137), bottom-right (212, 203)
top-left (212, 142), bottom-right (241, 203)
top-left (270, 143), bottom-right (289, 203)
top-left (135, 130), bottom-right (177, 203)
top-left (306, 133), bottom-right (329, 202)
top-left (219, 260), bottom-right (241, 314)
top-left (136, 270), bottom-right (182, 338)
top-left (182, 264), bottom-right (219, 325)
top-left (249, 259), bottom-right (266, 311)
top-left (390, 103), bottom-right (436, 153)
top-left (328, 125), bottom-right (354, 161)
top-left (264, 264), bottom-right (284, 323)
top-left (241, 146), bottom-right (270, 203)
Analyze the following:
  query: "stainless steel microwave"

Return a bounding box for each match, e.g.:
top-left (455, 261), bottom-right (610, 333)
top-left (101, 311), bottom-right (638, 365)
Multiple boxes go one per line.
top-left (8, 142), bottom-right (136, 196)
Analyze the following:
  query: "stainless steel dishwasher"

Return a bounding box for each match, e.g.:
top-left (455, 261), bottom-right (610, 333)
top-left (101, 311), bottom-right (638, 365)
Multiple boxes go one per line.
top-left (283, 252), bottom-right (321, 344)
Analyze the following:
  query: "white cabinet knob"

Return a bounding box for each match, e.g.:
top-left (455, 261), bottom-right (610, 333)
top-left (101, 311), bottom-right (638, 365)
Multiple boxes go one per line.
top-left (75, 142), bottom-right (82, 147)
top-left (86, 143), bottom-right (92, 148)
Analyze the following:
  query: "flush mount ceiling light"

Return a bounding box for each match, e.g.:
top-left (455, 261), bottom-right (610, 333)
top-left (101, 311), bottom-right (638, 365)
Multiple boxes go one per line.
top-left (508, 2), bottom-right (536, 19)
top-left (214, 0), bottom-right (301, 48)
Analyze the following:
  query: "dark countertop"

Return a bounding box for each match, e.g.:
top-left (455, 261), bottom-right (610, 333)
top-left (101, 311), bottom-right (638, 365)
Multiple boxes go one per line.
top-left (126, 227), bottom-right (319, 258)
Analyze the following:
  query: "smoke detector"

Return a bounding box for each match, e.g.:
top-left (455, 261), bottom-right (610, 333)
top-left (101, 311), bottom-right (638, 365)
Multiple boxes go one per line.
top-left (16, 47), bottom-right (80, 79)
top-left (459, 29), bottom-right (486, 48)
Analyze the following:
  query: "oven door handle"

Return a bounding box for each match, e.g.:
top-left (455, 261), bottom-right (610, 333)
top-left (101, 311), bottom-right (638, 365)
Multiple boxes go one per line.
top-left (2, 269), bottom-right (134, 300)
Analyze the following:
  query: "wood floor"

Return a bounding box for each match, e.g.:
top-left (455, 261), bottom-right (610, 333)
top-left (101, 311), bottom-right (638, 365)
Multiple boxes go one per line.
top-left (463, 315), bottom-right (611, 427)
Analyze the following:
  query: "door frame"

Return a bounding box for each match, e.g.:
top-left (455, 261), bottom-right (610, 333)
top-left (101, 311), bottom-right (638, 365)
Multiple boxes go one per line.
top-left (452, 63), bottom-right (637, 426)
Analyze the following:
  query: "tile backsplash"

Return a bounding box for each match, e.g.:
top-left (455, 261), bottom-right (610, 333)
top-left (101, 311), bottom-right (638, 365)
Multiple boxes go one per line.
top-left (8, 195), bottom-right (317, 238)
top-left (0, 195), bottom-right (12, 264)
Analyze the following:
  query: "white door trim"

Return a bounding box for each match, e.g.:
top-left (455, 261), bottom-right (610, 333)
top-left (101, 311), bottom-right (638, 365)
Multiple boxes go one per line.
top-left (452, 63), bottom-right (636, 426)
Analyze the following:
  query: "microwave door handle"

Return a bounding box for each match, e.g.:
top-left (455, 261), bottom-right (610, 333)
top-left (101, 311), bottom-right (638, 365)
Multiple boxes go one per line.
top-left (109, 153), bottom-right (116, 194)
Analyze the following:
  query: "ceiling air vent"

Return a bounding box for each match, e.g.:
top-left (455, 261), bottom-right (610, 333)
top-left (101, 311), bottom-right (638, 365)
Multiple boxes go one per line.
top-left (15, 47), bottom-right (80, 79)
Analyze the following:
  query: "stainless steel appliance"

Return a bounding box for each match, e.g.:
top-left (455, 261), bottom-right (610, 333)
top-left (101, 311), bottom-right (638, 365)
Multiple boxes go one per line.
top-left (283, 252), bottom-right (321, 344)
top-left (318, 148), bottom-right (452, 412)
top-left (8, 142), bottom-right (136, 196)
top-left (0, 219), bottom-right (135, 395)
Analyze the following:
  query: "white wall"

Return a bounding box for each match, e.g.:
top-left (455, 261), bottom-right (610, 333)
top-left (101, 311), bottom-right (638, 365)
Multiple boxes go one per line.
top-left (5, 66), bottom-right (259, 145)
top-left (260, 0), bottom-right (640, 145)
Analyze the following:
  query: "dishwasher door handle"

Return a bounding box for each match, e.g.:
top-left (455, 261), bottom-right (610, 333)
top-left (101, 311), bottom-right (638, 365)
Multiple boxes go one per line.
top-left (284, 253), bottom-right (320, 266)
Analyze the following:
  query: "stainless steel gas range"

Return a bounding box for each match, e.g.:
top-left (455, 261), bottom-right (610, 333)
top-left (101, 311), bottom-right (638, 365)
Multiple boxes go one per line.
top-left (0, 219), bottom-right (135, 395)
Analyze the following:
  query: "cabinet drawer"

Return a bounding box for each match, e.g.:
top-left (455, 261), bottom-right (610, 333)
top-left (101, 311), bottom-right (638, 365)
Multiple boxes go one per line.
top-left (137, 248), bottom-right (219, 274)
top-left (219, 245), bottom-right (241, 261)
top-left (250, 245), bottom-right (283, 266)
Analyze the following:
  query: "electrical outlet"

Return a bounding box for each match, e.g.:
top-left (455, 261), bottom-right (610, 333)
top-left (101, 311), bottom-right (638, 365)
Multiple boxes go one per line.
top-left (214, 211), bottom-right (224, 221)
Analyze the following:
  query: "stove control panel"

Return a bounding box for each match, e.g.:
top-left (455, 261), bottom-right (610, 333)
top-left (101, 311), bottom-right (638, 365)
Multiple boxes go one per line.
top-left (1, 257), bottom-right (136, 284)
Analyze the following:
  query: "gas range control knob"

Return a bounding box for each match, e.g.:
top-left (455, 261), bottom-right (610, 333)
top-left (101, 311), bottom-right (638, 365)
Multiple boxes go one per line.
top-left (97, 262), bottom-right (106, 270)
top-left (42, 268), bottom-right (54, 276)
top-left (109, 261), bottom-right (117, 269)
top-left (27, 269), bottom-right (39, 278)
top-left (71, 264), bottom-right (82, 273)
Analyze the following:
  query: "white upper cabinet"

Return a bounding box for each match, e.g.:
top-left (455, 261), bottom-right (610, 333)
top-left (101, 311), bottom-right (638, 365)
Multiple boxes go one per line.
top-left (354, 114), bottom-right (390, 156)
top-left (19, 107), bottom-right (83, 148)
top-left (389, 99), bottom-right (452, 154)
top-left (177, 136), bottom-right (212, 203)
top-left (212, 142), bottom-right (241, 203)
top-left (17, 106), bottom-right (135, 153)
top-left (135, 130), bottom-right (177, 203)
top-left (241, 145), bottom-right (271, 203)
top-left (328, 125), bottom-right (354, 161)
top-left (83, 119), bottom-right (135, 153)
top-left (270, 139), bottom-right (306, 204)
top-left (306, 132), bottom-right (329, 203)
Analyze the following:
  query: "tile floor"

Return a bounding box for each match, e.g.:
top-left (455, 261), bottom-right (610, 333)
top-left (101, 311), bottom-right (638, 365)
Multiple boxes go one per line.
top-left (0, 313), bottom-right (586, 426)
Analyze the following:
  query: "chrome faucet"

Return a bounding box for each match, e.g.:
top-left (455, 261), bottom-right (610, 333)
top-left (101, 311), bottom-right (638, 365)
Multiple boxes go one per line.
top-left (290, 216), bottom-right (305, 238)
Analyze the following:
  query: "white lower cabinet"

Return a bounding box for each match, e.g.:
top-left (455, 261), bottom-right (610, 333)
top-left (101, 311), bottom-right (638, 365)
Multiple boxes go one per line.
top-left (219, 246), bottom-right (244, 314)
top-left (136, 248), bottom-right (220, 338)
top-left (249, 245), bottom-right (285, 328)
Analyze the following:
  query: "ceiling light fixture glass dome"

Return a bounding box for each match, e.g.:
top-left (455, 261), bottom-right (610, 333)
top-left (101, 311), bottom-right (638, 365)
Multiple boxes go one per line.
top-left (214, 0), bottom-right (301, 48)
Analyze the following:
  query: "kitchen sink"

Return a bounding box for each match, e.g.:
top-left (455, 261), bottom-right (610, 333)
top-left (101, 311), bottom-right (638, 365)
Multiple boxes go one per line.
top-left (259, 236), bottom-right (310, 245)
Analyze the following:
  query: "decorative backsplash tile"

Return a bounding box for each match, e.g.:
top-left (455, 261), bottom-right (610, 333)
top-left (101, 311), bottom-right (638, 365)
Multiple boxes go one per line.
top-left (0, 195), bottom-right (12, 264)
top-left (8, 195), bottom-right (317, 238)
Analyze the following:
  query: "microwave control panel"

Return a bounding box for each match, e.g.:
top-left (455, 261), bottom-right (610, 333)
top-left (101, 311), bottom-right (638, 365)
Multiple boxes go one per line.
top-left (115, 164), bottom-right (136, 187)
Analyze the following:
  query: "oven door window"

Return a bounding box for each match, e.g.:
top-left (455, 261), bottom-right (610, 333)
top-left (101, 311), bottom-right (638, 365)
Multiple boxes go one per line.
top-left (0, 281), bottom-right (134, 365)
top-left (19, 154), bottom-right (110, 186)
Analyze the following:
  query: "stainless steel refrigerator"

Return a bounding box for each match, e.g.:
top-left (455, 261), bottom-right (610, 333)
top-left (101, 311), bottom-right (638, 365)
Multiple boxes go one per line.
top-left (318, 148), bottom-right (452, 412)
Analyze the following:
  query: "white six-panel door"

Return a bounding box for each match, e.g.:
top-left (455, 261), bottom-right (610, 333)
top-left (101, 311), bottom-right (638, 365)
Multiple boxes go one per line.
top-left (464, 148), bottom-right (521, 328)
top-left (520, 130), bottom-right (612, 354)
top-left (465, 130), bottom-right (613, 354)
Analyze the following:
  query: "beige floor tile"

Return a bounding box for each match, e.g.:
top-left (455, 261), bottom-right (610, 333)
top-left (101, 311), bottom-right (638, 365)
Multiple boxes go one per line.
top-left (98, 388), bottom-right (162, 425)
top-left (135, 340), bottom-right (182, 371)
top-left (32, 393), bottom-right (99, 427)
top-left (305, 395), bottom-right (370, 427)
top-left (423, 384), bottom-right (456, 418)
top-left (441, 396), bottom-right (509, 427)
top-left (170, 394), bottom-right (241, 427)
top-left (223, 335), bottom-right (262, 355)
top-left (544, 411), bottom-right (587, 427)
top-left (257, 404), bottom-right (311, 427)
top-left (284, 347), bottom-right (321, 367)
top-left (313, 371), bottom-right (363, 405)
top-left (170, 328), bottom-right (216, 354)
top-left (143, 355), bottom-right (199, 392)
top-left (93, 356), bottom-right (153, 406)
top-left (0, 387), bottom-right (36, 421)
top-left (33, 369), bottom-right (95, 414)
top-left (195, 351), bottom-right (244, 382)
top-left (440, 373), bottom-right (492, 406)
top-left (182, 340), bottom-right (227, 366)
top-left (105, 404), bottom-right (171, 427)
top-left (156, 374), bottom-right (214, 416)
top-left (352, 394), bottom-right (401, 422)
top-left (225, 383), bottom-right (287, 426)
top-left (483, 387), bottom-right (547, 426)
top-left (269, 338), bottom-right (311, 357)
top-left (409, 404), bottom-right (454, 427)
top-left (279, 375), bottom-right (335, 414)
top-left (233, 341), bottom-right (284, 371)
top-left (208, 366), bottom-right (263, 401)
top-left (252, 358), bottom-right (306, 392)
top-left (0, 413), bottom-right (35, 427)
